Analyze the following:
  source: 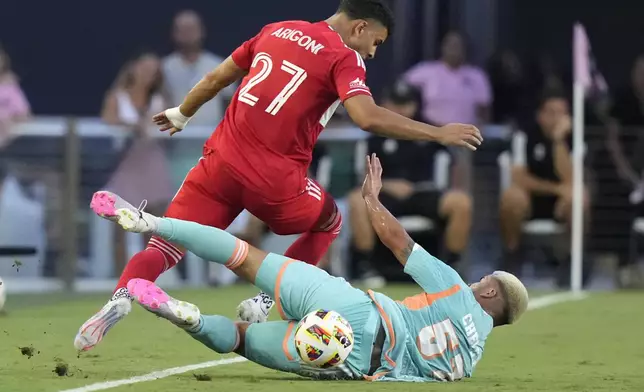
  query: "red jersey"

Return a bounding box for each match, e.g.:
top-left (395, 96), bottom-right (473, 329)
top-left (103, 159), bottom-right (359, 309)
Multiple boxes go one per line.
top-left (206, 20), bottom-right (372, 201)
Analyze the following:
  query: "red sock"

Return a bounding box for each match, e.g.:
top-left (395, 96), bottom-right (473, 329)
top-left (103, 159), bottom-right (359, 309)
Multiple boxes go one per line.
top-left (284, 231), bottom-right (338, 265)
top-left (113, 236), bottom-right (184, 294)
top-left (284, 209), bottom-right (342, 265)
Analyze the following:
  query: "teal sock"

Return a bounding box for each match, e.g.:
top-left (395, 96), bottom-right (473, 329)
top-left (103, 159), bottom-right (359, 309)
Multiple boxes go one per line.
top-left (189, 315), bottom-right (239, 353)
top-left (156, 217), bottom-right (244, 267)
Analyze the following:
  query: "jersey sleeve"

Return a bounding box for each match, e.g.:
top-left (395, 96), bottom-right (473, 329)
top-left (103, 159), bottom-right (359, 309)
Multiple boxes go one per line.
top-left (403, 243), bottom-right (467, 293)
top-left (332, 50), bottom-right (372, 102)
top-left (231, 26), bottom-right (271, 70)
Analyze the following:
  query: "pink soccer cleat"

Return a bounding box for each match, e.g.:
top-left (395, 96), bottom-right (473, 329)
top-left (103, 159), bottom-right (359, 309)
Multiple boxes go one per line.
top-left (127, 279), bottom-right (201, 331)
top-left (90, 191), bottom-right (157, 234)
top-left (90, 191), bottom-right (138, 222)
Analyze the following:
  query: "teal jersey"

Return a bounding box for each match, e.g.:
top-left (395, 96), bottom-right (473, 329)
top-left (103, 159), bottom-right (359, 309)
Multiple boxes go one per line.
top-left (367, 244), bottom-right (493, 382)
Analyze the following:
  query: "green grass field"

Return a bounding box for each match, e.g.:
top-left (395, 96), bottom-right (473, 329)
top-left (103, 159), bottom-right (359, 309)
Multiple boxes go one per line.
top-left (1, 285), bottom-right (643, 392)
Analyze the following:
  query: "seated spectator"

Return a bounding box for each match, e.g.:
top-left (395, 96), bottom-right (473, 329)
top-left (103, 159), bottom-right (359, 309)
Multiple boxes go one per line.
top-left (347, 82), bottom-right (472, 280)
top-left (101, 51), bottom-right (174, 274)
top-left (500, 92), bottom-right (589, 280)
top-left (0, 44), bottom-right (30, 148)
top-left (605, 54), bottom-right (644, 288)
top-left (403, 31), bottom-right (491, 126)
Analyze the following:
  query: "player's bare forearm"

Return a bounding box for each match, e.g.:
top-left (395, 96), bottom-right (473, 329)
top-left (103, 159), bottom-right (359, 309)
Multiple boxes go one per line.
top-left (179, 56), bottom-right (246, 118)
top-left (344, 95), bottom-right (481, 150)
top-left (366, 107), bottom-right (442, 141)
top-left (344, 95), bottom-right (438, 141)
top-left (363, 194), bottom-right (415, 265)
top-left (552, 140), bottom-right (573, 184)
top-left (364, 106), bottom-right (440, 141)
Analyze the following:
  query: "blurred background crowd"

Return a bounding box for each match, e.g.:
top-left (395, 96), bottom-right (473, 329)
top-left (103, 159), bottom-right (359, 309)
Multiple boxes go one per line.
top-left (2, 0), bottom-right (644, 293)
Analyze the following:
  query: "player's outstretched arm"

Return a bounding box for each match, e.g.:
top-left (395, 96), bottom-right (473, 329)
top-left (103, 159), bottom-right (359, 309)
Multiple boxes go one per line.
top-left (180, 57), bottom-right (246, 117)
top-left (152, 56), bottom-right (246, 135)
top-left (361, 153), bottom-right (415, 265)
top-left (344, 95), bottom-right (483, 151)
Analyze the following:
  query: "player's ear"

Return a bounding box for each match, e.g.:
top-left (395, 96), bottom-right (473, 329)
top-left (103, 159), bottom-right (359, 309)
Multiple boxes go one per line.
top-left (482, 286), bottom-right (497, 298)
top-left (352, 19), bottom-right (368, 37)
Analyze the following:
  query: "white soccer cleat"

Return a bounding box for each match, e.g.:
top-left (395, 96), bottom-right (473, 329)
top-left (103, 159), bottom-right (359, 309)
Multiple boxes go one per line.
top-left (74, 288), bottom-right (132, 351)
top-left (127, 279), bottom-right (201, 331)
top-left (90, 191), bottom-right (157, 234)
top-left (237, 292), bottom-right (274, 323)
top-left (114, 208), bottom-right (158, 234)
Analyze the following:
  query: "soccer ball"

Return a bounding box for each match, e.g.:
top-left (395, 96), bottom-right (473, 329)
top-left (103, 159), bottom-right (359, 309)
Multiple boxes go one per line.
top-left (0, 276), bottom-right (5, 311)
top-left (294, 309), bottom-right (354, 368)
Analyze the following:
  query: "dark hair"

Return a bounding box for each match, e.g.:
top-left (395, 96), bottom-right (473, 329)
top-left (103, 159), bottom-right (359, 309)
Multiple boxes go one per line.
top-left (337, 0), bottom-right (395, 35)
top-left (112, 49), bottom-right (163, 101)
top-left (537, 89), bottom-right (568, 110)
top-left (382, 80), bottom-right (420, 105)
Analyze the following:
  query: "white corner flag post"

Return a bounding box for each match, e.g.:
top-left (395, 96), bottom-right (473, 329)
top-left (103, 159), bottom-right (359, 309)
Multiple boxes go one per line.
top-left (571, 23), bottom-right (590, 293)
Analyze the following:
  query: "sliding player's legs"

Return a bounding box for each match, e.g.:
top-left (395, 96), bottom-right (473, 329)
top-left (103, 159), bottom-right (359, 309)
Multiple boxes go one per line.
top-left (196, 317), bottom-right (361, 379)
top-left (127, 278), bottom-right (336, 378)
top-left (74, 152), bottom-right (243, 351)
top-left (239, 177), bottom-right (342, 322)
top-left (125, 278), bottom-right (301, 374)
top-left (117, 214), bottom-right (378, 377)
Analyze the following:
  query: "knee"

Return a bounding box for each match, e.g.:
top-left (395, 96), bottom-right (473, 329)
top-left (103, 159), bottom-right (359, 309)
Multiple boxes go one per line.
top-left (500, 186), bottom-right (529, 216)
top-left (234, 322), bottom-right (250, 355)
top-left (557, 187), bottom-right (591, 221)
top-left (440, 190), bottom-right (472, 217)
top-left (320, 212), bottom-right (343, 236)
top-left (314, 198), bottom-right (342, 235)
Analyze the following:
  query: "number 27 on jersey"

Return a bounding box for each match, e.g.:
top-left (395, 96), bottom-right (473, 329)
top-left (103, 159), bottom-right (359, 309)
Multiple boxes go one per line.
top-left (238, 52), bottom-right (307, 116)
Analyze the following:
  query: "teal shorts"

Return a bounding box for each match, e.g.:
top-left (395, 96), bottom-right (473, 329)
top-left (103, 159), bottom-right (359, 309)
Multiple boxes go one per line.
top-left (253, 253), bottom-right (381, 377)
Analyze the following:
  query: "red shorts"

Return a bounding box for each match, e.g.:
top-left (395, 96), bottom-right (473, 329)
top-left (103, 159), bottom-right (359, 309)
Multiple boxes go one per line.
top-left (165, 151), bottom-right (336, 235)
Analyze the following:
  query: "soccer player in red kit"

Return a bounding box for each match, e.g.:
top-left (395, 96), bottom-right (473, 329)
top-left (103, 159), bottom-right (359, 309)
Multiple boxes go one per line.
top-left (74, 0), bottom-right (482, 351)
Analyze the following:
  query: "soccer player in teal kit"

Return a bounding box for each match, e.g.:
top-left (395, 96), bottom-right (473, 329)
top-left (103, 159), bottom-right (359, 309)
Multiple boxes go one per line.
top-left (97, 154), bottom-right (529, 382)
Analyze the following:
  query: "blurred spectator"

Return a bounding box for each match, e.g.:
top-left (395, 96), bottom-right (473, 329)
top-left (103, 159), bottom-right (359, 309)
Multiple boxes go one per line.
top-left (0, 44), bottom-right (30, 148)
top-left (403, 31), bottom-right (492, 126)
top-left (487, 49), bottom-right (530, 126)
top-left (347, 82), bottom-right (472, 281)
top-left (607, 56), bottom-right (644, 188)
top-left (500, 92), bottom-right (589, 283)
top-left (101, 51), bottom-right (173, 274)
top-left (162, 11), bottom-right (237, 252)
top-left (163, 10), bottom-right (235, 126)
top-left (532, 53), bottom-right (565, 94)
top-left (605, 55), bottom-right (644, 288)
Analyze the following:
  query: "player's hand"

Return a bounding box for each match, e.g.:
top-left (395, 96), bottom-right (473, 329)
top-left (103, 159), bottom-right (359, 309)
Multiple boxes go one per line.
top-left (436, 123), bottom-right (483, 151)
top-left (552, 115), bottom-right (572, 141)
top-left (362, 153), bottom-right (383, 199)
top-left (153, 107), bottom-right (192, 136)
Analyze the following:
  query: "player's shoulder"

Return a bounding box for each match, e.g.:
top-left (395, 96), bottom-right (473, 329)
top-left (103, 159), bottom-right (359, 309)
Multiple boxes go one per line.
top-left (331, 45), bottom-right (366, 71)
